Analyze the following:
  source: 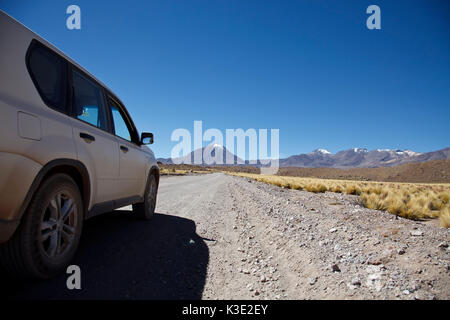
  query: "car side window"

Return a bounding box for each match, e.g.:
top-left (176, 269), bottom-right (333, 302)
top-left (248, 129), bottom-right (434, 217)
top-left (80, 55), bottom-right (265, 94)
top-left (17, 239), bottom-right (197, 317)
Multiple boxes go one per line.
top-left (27, 41), bottom-right (67, 112)
top-left (72, 69), bottom-right (108, 130)
top-left (109, 99), bottom-right (132, 142)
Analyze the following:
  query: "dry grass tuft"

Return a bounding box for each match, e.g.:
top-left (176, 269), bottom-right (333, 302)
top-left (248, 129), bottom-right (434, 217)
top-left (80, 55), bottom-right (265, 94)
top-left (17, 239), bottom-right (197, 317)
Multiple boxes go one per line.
top-left (438, 192), bottom-right (450, 204)
top-left (440, 207), bottom-right (450, 228)
top-left (226, 172), bottom-right (450, 227)
top-left (331, 185), bottom-right (343, 193)
top-left (305, 183), bottom-right (327, 193)
top-left (346, 185), bottom-right (361, 195)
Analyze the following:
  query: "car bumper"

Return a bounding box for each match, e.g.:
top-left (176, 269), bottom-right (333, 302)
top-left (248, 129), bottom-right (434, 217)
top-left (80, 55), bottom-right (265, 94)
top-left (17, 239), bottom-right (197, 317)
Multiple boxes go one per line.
top-left (0, 219), bottom-right (20, 243)
top-left (0, 152), bottom-right (41, 243)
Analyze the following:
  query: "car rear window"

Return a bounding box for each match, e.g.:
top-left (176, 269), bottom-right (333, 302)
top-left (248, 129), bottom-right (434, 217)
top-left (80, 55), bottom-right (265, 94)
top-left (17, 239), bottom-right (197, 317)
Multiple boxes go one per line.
top-left (27, 41), bottom-right (67, 113)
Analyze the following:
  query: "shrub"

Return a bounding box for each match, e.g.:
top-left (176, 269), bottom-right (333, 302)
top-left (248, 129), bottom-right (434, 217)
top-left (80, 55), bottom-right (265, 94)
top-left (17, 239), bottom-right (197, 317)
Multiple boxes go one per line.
top-left (440, 207), bottom-right (450, 228)
top-left (292, 183), bottom-right (304, 190)
top-left (438, 192), bottom-right (450, 205)
top-left (386, 197), bottom-right (405, 216)
top-left (361, 193), bottom-right (386, 210)
top-left (305, 183), bottom-right (327, 193)
top-left (366, 187), bottom-right (383, 195)
top-left (346, 185), bottom-right (361, 195)
top-left (428, 198), bottom-right (444, 211)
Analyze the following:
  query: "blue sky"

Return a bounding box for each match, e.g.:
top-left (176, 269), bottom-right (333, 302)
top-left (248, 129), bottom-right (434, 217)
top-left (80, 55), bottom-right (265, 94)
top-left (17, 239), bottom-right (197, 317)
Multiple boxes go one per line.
top-left (1, 0), bottom-right (449, 159)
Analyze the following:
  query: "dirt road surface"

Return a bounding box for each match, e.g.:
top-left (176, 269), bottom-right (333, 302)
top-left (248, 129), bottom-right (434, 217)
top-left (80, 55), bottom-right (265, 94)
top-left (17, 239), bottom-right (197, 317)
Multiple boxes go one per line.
top-left (2, 173), bottom-right (449, 299)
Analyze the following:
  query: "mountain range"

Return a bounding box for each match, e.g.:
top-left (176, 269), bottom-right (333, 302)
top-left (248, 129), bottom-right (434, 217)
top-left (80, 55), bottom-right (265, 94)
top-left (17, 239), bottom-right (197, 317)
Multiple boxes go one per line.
top-left (157, 145), bottom-right (450, 169)
top-left (279, 147), bottom-right (450, 168)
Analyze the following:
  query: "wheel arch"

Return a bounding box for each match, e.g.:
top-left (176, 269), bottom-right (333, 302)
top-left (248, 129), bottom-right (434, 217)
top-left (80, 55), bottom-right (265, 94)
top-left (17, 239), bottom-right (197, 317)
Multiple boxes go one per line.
top-left (149, 165), bottom-right (160, 187)
top-left (18, 159), bottom-right (91, 220)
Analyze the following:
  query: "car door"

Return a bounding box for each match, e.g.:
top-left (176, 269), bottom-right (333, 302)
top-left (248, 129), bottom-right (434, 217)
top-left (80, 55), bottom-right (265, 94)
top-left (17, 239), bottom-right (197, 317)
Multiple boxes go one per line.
top-left (107, 96), bottom-right (147, 200)
top-left (69, 67), bottom-right (120, 205)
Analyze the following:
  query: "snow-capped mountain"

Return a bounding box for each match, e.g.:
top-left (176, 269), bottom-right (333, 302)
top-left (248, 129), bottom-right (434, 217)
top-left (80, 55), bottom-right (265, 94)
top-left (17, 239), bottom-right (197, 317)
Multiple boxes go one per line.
top-left (157, 143), bottom-right (244, 165)
top-left (311, 148), bottom-right (332, 155)
top-left (279, 147), bottom-right (449, 168)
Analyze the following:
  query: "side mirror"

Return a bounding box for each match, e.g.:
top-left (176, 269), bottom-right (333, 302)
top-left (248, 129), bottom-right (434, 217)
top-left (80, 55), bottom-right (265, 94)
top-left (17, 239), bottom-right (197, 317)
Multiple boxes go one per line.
top-left (141, 132), bottom-right (154, 145)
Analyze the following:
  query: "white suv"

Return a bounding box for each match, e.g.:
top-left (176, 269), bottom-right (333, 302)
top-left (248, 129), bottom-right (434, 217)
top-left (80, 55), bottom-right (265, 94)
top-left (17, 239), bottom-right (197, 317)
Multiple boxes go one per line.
top-left (0, 11), bottom-right (159, 278)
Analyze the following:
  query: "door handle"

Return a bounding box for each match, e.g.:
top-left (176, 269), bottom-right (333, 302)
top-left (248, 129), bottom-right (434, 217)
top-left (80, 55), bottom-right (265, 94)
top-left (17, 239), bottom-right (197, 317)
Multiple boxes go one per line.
top-left (80, 132), bottom-right (95, 142)
top-left (120, 145), bottom-right (129, 153)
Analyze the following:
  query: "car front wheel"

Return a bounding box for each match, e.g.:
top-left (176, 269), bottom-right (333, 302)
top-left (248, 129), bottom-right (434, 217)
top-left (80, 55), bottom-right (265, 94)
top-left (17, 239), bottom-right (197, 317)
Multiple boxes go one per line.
top-left (132, 174), bottom-right (158, 220)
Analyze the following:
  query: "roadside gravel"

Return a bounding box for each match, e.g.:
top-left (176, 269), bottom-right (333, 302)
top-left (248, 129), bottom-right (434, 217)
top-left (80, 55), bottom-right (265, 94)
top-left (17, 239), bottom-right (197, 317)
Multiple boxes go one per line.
top-left (198, 174), bottom-right (450, 300)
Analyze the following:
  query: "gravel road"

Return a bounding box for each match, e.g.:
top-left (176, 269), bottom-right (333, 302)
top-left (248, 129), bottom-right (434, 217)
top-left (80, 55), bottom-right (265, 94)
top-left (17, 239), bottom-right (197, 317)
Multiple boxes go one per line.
top-left (2, 173), bottom-right (449, 300)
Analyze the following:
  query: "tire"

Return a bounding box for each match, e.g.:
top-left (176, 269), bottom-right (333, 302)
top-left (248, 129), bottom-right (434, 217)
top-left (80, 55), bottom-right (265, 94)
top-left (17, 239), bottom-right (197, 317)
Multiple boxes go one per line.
top-left (0, 174), bottom-right (84, 279)
top-left (132, 174), bottom-right (158, 220)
